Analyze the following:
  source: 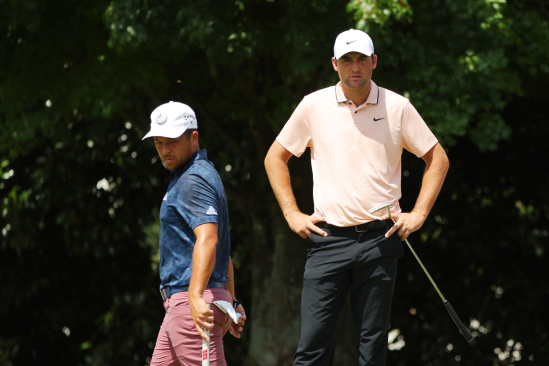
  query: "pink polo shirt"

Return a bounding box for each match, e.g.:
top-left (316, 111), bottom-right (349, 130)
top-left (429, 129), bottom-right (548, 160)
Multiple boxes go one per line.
top-left (277, 80), bottom-right (438, 227)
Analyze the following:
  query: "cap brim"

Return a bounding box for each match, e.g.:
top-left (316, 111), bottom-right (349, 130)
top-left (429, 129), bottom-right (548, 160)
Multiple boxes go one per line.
top-left (142, 127), bottom-right (187, 140)
top-left (335, 47), bottom-right (373, 60)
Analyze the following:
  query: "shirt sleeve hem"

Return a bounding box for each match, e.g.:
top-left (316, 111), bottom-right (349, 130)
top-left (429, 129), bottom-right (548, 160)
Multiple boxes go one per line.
top-left (275, 136), bottom-right (303, 157)
top-left (416, 138), bottom-right (439, 158)
top-left (190, 218), bottom-right (219, 230)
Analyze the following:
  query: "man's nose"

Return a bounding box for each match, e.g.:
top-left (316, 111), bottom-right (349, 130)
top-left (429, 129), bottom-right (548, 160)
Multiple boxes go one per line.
top-left (160, 144), bottom-right (171, 155)
top-left (351, 59), bottom-right (360, 71)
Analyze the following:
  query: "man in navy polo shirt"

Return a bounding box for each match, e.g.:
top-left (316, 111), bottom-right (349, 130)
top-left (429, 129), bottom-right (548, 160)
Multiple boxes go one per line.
top-left (144, 101), bottom-right (246, 365)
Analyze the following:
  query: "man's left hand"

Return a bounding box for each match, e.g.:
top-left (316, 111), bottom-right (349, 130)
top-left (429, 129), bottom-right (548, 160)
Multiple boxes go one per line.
top-left (228, 304), bottom-right (246, 339)
top-left (382, 211), bottom-right (426, 241)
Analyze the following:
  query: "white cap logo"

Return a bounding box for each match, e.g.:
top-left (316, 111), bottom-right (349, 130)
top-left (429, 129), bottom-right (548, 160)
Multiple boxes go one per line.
top-left (183, 113), bottom-right (196, 126)
top-left (156, 113), bottom-right (167, 125)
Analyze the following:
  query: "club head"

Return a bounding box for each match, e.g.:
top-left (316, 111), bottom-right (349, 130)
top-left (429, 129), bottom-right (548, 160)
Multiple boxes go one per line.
top-left (212, 300), bottom-right (241, 323)
top-left (368, 201), bottom-right (394, 214)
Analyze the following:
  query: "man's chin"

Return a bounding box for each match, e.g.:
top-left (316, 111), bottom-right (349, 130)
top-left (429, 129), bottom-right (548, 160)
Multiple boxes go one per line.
top-left (345, 80), bottom-right (367, 89)
top-left (162, 161), bottom-right (176, 171)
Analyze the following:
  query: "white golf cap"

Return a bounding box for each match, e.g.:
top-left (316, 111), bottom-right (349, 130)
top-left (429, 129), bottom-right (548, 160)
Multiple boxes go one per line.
top-left (142, 101), bottom-right (198, 140)
top-left (333, 29), bottom-right (374, 60)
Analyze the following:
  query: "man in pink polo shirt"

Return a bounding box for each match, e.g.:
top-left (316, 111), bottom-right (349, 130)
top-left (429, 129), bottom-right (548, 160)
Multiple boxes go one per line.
top-left (264, 29), bottom-right (449, 365)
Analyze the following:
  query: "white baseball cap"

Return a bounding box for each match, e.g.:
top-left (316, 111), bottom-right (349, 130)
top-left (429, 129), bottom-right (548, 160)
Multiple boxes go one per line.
top-left (142, 101), bottom-right (198, 140)
top-left (333, 29), bottom-right (374, 60)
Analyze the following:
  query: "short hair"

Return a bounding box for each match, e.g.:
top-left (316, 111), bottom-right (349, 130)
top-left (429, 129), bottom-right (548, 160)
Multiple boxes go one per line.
top-left (183, 128), bottom-right (197, 139)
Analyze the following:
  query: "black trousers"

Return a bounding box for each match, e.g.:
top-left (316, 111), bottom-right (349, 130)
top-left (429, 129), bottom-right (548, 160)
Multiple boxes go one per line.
top-left (294, 223), bottom-right (404, 366)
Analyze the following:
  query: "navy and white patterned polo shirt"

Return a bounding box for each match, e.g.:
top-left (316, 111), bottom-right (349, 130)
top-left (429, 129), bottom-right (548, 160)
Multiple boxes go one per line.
top-left (158, 149), bottom-right (231, 289)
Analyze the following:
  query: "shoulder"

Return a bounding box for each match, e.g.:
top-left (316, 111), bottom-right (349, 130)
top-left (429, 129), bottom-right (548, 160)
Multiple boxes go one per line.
top-left (302, 85), bottom-right (338, 104)
top-left (378, 86), bottom-right (409, 105)
top-left (186, 162), bottom-right (217, 183)
top-left (189, 160), bottom-right (224, 190)
top-left (188, 158), bottom-right (215, 173)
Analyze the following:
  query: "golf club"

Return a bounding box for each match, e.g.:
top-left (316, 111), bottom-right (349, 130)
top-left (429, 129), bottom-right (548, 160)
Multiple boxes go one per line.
top-left (369, 201), bottom-right (474, 342)
top-left (202, 303), bottom-right (211, 366)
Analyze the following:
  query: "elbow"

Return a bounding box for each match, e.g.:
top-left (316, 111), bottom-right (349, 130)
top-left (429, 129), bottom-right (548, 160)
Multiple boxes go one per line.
top-left (442, 154), bottom-right (450, 174)
top-left (195, 233), bottom-right (219, 250)
top-left (264, 157), bottom-right (271, 178)
top-left (264, 150), bottom-right (276, 175)
top-left (194, 240), bottom-right (218, 255)
top-left (434, 143), bottom-right (450, 174)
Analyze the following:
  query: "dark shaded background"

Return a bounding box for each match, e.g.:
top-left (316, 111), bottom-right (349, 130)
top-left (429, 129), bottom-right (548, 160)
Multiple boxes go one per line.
top-left (1, 0), bottom-right (548, 365)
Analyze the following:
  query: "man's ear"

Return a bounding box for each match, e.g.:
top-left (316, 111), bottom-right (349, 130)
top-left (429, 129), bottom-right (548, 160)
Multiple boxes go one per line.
top-left (191, 131), bottom-right (199, 147)
top-left (372, 54), bottom-right (378, 70)
top-left (331, 57), bottom-right (338, 71)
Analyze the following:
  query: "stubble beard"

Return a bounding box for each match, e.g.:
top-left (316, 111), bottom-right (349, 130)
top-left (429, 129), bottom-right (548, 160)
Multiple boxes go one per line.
top-left (343, 78), bottom-right (367, 90)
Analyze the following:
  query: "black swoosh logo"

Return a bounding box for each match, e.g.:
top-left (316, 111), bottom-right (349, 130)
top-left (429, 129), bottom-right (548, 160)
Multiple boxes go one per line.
top-left (346, 40), bottom-right (357, 44)
top-left (373, 117), bottom-right (385, 121)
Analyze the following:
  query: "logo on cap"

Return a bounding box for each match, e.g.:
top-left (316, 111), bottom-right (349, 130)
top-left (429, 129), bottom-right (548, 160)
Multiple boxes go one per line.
top-left (183, 113), bottom-right (196, 126)
top-left (156, 113), bottom-right (168, 125)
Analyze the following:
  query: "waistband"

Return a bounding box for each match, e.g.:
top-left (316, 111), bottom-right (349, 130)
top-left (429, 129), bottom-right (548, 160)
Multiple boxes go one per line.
top-left (160, 281), bottom-right (228, 301)
top-left (318, 219), bottom-right (392, 233)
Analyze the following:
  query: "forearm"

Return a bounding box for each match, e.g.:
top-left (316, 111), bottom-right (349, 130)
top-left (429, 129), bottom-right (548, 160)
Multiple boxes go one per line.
top-left (412, 144), bottom-right (450, 219)
top-left (188, 237), bottom-right (217, 299)
top-left (227, 256), bottom-right (236, 300)
top-left (227, 256), bottom-right (247, 337)
top-left (265, 150), bottom-right (300, 217)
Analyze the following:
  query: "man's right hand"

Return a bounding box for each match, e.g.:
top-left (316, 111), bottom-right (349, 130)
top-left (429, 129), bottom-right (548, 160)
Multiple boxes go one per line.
top-left (189, 295), bottom-right (214, 341)
top-left (285, 211), bottom-right (328, 238)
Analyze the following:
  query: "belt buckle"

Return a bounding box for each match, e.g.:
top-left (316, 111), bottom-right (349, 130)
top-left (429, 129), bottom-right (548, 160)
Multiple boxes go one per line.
top-left (160, 288), bottom-right (167, 301)
top-left (355, 225), bottom-right (367, 233)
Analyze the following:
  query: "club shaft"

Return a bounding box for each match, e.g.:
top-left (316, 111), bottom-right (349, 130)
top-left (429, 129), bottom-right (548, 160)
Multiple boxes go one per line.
top-left (387, 211), bottom-right (446, 302)
top-left (202, 329), bottom-right (210, 366)
top-left (403, 237), bottom-right (446, 303)
top-left (387, 210), bottom-right (474, 342)
top-left (202, 304), bottom-right (210, 366)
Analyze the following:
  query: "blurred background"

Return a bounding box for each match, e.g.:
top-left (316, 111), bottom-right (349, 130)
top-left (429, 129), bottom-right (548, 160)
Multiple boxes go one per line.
top-left (1, 0), bottom-right (548, 365)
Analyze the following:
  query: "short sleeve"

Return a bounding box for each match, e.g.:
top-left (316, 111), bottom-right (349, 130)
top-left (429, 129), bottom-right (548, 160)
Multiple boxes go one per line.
top-left (276, 98), bottom-right (312, 157)
top-left (401, 101), bottom-right (438, 157)
top-left (174, 174), bottom-right (219, 229)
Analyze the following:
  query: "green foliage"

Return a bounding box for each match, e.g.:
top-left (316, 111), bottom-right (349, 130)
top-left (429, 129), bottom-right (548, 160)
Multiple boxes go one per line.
top-left (1, 0), bottom-right (548, 365)
top-left (347, 0), bottom-right (549, 152)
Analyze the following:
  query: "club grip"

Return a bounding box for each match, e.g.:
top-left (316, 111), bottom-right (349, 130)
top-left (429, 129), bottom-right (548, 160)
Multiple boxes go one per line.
top-left (444, 301), bottom-right (474, 342)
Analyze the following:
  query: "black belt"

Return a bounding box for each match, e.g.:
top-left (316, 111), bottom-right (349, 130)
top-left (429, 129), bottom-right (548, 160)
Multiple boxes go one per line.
top-left (160, 281), bottom-right (227, 301)
top-left (318, 219), bottom-right (391, 233)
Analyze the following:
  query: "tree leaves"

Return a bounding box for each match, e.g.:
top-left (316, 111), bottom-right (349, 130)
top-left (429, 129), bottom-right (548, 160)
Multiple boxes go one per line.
top-left (1, 0), bottom-right (548, 364)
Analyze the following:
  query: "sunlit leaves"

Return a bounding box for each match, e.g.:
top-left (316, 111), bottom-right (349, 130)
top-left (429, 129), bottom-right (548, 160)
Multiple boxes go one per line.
top-left (347, 0), bottom-right (413, 30)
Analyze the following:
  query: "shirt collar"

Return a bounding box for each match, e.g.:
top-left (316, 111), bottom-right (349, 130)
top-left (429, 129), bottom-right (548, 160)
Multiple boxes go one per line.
top-left (335, 80), bottom-right (379, 105)
top-left (170, 149), bottom-right (208, 177)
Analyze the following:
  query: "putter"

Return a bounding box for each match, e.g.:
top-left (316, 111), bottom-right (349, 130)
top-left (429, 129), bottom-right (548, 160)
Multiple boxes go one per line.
top-left (202, 303), bottom-right (211, 366)
top-left (369, 201), bottom-right (474, 342)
